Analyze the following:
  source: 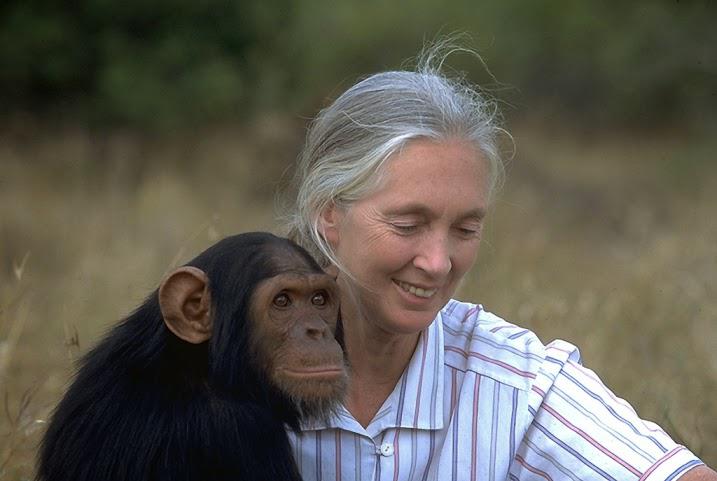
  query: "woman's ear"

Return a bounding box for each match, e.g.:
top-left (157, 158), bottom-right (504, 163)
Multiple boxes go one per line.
top-left (158, 266), bottom-right (212, 344)
top-left (319, 202), bottom-right (341, 248)
top-left (323, 263), bottom-right (339, 280)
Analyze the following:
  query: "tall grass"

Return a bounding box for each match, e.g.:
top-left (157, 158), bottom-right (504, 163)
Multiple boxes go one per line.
top-left (1, 120), bottom-right (715, 478)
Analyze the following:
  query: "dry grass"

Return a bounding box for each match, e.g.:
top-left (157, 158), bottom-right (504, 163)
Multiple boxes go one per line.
top-left (1, 119), bottom-right (715, 478)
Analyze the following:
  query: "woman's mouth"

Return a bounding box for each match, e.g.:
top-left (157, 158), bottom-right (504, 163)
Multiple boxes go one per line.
top-left (395, 280), bottom-right (438, 298)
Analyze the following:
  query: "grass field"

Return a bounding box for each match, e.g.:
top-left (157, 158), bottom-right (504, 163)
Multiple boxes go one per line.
top-left (1, 119), bottom-right (715, 478)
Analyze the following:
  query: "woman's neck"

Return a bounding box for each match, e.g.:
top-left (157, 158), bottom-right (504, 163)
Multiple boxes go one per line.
top-left (340, 301), bottom-right (421, 428)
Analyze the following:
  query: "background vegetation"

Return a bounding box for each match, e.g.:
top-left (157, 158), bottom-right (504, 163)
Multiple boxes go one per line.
top-left (2, 0), bottom-right (716, 130)
top-left (1, 1), bottom-right (716, 478)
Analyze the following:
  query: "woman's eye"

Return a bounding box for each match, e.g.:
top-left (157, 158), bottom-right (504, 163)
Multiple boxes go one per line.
top-left (311, 291), bottom-right (327, 306)
top-left (456, 226), bottom-right (481, 238)
top-left (272, 293), bottom-right (291, 308)
top-left (391, 223), bottom-right (418, 234)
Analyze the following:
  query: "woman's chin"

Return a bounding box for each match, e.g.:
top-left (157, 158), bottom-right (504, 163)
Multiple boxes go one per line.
top-left (379, 304), bottom-right (442, 335)
top-left (353, 282), bottom-right (447, 335)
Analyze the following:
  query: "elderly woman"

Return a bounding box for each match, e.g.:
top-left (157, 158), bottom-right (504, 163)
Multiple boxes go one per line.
top-left (282, 50), bottom-right (716, 481)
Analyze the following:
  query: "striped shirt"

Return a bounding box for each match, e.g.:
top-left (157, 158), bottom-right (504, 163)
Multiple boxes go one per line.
top-left (289, 299), bottom-right (703, 481)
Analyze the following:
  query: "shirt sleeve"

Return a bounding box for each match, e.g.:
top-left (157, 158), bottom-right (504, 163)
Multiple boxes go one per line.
top-left (509, 340), bottom-right (704, 481)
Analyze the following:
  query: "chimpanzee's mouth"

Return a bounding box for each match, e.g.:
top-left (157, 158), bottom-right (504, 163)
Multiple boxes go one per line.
top-left (281, 367), bottom-right (346, 379)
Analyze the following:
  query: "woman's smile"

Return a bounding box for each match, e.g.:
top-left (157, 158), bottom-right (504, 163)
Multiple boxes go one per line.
top-left (394, 279), bottom-right (438, 299)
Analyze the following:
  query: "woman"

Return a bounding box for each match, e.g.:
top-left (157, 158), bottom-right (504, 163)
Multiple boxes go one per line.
top-left (282, 48), bottom-right (716, 481)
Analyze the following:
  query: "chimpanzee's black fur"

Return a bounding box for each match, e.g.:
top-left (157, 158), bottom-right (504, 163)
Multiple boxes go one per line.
top-left (37, 233), bottom-right (330, 481)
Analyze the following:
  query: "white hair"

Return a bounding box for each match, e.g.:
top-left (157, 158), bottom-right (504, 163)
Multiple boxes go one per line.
top-left (283, 43), bottom-right (507, 270)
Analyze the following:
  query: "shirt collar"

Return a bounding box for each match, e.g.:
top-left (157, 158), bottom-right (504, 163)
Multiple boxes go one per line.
top-left (301, 315), bottom-right (445, 436)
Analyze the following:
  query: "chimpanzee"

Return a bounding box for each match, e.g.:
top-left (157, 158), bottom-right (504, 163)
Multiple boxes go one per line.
top-left (37, 232), bottom-right (348, 481)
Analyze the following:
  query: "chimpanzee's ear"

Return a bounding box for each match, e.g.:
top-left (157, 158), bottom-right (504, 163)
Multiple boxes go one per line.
top-left (158, 266), bottom-right (212, 344)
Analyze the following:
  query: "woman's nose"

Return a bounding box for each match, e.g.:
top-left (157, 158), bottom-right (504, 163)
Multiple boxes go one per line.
top-left (413, 233), bottom-right (452, 277)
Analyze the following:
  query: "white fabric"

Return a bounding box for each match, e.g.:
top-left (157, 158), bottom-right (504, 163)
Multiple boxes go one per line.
top-left (289, 299), bottom-right (703, 481)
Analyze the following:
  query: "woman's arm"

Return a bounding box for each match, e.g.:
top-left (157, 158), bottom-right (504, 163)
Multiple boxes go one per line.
top-left (682, 466), bottom-right (717, 481)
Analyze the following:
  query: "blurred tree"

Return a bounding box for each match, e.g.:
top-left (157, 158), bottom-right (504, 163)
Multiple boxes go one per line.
top-left (485, 1), bottom-right (717, 128)
top-left (0, 0), bottom-right (292, 128)
top-left (0, 0), bottom-right (714, 130)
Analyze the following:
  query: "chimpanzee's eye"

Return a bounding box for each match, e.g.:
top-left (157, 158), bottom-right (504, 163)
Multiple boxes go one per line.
top-left (272, 293), bottom-right (291, 308)
top-left (311, 291), bottom-right (328, 306)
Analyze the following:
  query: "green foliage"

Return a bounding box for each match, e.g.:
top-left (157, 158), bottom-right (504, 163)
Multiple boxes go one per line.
top-left (1, 0), bottom-right (715, 129)
top-left (0, 0), bottom-right (289, 127)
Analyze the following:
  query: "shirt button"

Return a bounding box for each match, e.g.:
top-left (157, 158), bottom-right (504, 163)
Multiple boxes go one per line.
top-left (380, 443), bottom-right (394, 457)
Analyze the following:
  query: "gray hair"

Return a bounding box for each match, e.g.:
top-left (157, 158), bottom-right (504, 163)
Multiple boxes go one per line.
top-left (283, 45), bottom-right (507, 269)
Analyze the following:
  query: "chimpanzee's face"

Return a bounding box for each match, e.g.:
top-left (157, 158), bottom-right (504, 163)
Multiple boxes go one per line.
top-left (249, 263), bottom-right (347, 421)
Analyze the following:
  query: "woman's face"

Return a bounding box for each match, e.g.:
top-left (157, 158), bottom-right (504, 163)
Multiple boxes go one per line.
top-left (321, 138), bottom-right (489, 336)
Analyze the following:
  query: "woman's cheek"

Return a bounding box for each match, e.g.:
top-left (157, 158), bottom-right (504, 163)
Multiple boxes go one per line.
top-left (457, 241), bottom-right (481, 273)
